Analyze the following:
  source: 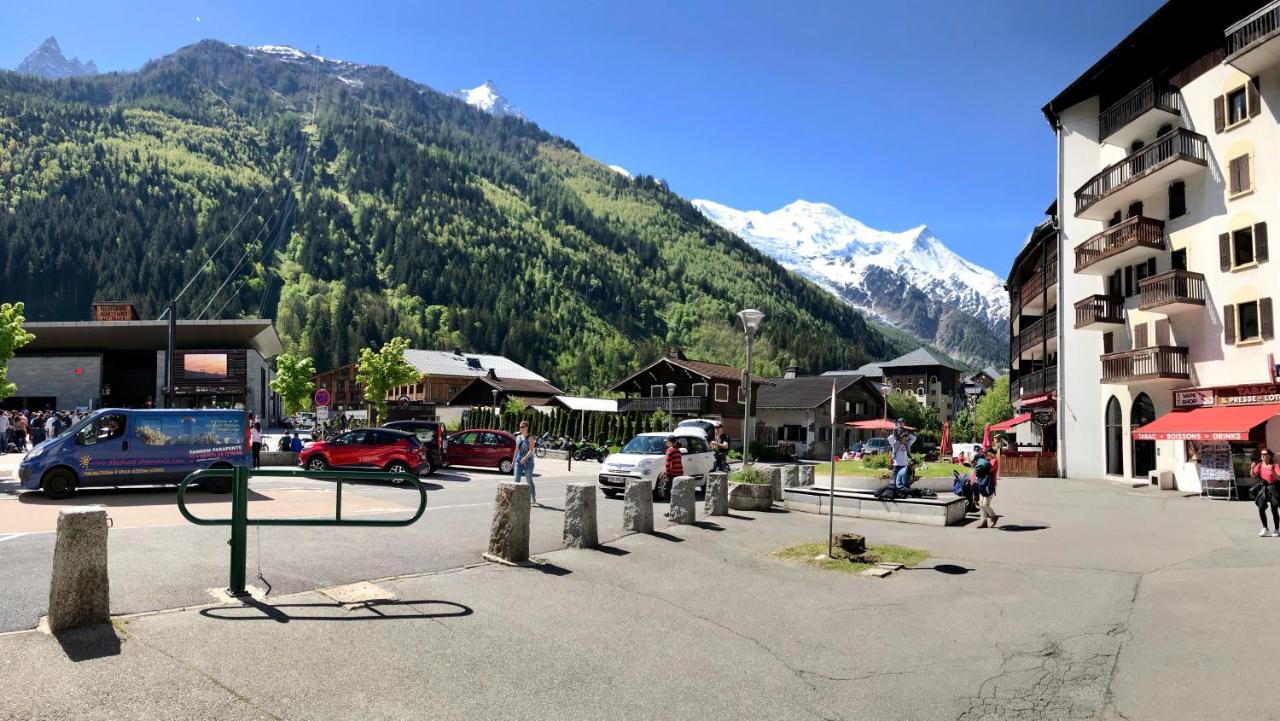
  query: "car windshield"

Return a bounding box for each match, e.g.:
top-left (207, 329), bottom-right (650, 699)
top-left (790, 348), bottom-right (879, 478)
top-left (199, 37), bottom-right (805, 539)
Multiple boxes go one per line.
top-left (621, 436), bottom-right (667, 455)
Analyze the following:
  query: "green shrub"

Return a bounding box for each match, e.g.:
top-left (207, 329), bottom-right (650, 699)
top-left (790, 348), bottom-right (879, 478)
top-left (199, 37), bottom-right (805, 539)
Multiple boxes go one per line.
top-left (861, 453), bottom-right (890, 470)
top-left (731, 467), bottom-right (772, 485)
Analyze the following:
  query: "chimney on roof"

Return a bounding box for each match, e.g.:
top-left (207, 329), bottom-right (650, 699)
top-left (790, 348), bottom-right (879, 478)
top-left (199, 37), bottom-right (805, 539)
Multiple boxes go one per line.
top-left (487, 368), bottom-right (498, 380)
top-left (453, 346), bottom-right (462, 356)
top-left (667, 347), bottom-right (686, 360)
top-left (784, 366), bottom-right (799, 379)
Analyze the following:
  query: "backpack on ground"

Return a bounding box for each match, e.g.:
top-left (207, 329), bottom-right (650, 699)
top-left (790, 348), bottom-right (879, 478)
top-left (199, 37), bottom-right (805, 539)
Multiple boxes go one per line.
top-left (874, 484), bottom-right (905, 501)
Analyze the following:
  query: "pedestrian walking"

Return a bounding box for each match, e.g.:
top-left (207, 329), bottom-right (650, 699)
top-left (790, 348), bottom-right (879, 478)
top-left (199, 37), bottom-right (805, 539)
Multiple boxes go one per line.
top-left (13, 413), bottom-right (28, 452)
top-left (664, 435), bottom-right (684, 479)
top-left (250, 421), bottom-right (263, 468)
top-left (290, 432), bottom-right (303, 453)
top-left (1253, 449), bottom-right (1279, 536)
top-left (975, 446), bottom-right (1000, 528)
top-left (514, 420), bottom-right (537, 504)
top-left (888, 420), bottom-right (917, 490)
top-left (711, 422), bottom-right (731, 473)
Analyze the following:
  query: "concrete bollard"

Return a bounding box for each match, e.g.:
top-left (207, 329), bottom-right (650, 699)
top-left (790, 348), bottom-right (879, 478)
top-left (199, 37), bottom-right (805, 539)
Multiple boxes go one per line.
top-left (800, 465), bottom-right (815, 487)
top-left (563, 483), bottom-right (599, 548)
top-left (767, 466), bottom-right (783, 504)
top-left (47, 507), bottom-right (110, 633)
top-left (485, 481), bottom-right (531, 564)
top-left (623, 478), bottom-right (654, 533)
top-left (705, 472), bottom-right (729, 516)
top-left (782, 465), bottom-right (800, 488)
top-left (669, 476), bottom-right (697, 525)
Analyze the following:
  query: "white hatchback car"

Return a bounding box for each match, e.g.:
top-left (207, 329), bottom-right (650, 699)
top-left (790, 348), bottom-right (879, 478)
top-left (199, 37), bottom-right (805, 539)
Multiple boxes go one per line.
top-left (599, 430), bottom-right (714, 500)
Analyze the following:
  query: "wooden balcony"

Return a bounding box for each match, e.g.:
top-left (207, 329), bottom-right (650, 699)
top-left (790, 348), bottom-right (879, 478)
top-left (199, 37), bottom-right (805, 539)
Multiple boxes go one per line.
top-left (1015, 366), bottom-right (1057, 400)
top-left (1074, 128), bottom-right (1208, 220)
top-left (1100, 346), bottom-right (1190, 384)
top-left (1015, 256), bottom-right (1059, 313)
top-left (1138, 270), bottom-right (1207, 314)
top-left (1073, 295), bottom-right (1125, 329)
top-left (1226, 0), bottom-right (1280, 76)
top-left (1074, 216), bottom-right (1165, 275)
top-left (1015, 314), bottom-right (1057, 358)
top-left (1099, 79), bottom-right (1181, 147)
top-left (618, 396), bottom-right (707, 414)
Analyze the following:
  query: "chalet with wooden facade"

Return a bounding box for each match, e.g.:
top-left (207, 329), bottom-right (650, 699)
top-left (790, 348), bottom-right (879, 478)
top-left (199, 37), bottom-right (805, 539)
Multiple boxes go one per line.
top-left (608, 349), bottom-right (765, 438)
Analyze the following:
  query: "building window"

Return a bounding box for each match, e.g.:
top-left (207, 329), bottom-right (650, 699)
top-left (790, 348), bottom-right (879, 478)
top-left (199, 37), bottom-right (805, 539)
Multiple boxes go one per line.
top-left (1239, 301), bottom-right (1261, 343)
top-left (855, 401), bottom-right (865, 415)
top-left (1168, 181), bottom-right (1186, 219)
top-left (1171, 248), bottom-right (1187, 271)
top-left (1228, 86), bottom-right (1249, 127)
top-left (691, 382), bottom-right (707, 397)
top-left (650, 384), bottom-right (663, 398)
top-left (714, 383), bottom-right (729, 402)
top-left (1233, 227), bottom-right (1255, 267)
top-left (1229, 154), bottom-right (1253, 197)
top-left (1127, 200), bottom-right (1144, 219)
top-left (1105, 396), bottom-right (1123, 476)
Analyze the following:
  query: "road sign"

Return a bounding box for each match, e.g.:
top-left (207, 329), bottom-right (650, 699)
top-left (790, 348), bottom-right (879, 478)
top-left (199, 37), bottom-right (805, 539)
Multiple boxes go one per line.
top-left (315, 388), bottom-right (331, 407)
top-left (316, 407), bottom-right (330, 422)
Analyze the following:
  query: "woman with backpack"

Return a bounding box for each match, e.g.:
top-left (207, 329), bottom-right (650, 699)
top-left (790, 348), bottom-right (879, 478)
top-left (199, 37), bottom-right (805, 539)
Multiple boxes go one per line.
top-left (1252, 449), bottom-right (1278, 536)
top-left (974, 447), bottom-right (1000, 528)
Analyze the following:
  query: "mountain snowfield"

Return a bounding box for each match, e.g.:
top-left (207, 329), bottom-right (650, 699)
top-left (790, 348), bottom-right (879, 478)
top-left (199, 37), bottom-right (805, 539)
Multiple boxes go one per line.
top-left (693, 199), bottom-right (1009, 365)
top-left (15, 36), bottom-right (97, 79)
top-left (453, 81), bottom-right (525, 119)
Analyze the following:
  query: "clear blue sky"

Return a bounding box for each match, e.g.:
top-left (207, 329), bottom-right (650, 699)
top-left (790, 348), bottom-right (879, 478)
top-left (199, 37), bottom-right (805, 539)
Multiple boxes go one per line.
top-left (3, 0), bottom-right (1163, 275)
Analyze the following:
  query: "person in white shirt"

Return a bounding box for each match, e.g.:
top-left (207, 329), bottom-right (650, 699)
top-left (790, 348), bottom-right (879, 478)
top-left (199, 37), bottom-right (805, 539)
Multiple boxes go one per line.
top-left (887, 420), bottom-right (917, 490)
top-left (250, 422), bottom-right (263, 468)
top-left (44, 414), bottom-right (57, 438)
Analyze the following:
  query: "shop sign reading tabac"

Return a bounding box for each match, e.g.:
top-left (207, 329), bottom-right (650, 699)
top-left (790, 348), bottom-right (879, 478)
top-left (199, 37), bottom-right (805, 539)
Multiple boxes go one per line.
top-left (1174, 383), bottom-right (1280, 408)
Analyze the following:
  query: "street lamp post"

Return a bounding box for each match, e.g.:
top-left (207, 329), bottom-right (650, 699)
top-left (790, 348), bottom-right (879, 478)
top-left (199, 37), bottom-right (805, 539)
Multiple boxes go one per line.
top-left (665, 382), bottom-right (676, 431)
top-left (737, 309), bottom-right (765, 466)
top-left (491, 389), bottom-right (500, 425)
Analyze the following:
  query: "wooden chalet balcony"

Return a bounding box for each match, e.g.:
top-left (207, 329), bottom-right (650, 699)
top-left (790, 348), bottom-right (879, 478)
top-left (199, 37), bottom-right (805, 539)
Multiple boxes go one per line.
top-left (1100, 346), bottom-right (1190, 384)
top-left (1138, 270), bottom-right (1207, 314)
top-left (1226, 0), bottom-right (1280, 76)
top-left (1074, 128), bottom-right (1208, 220)
top-left (1015, 366), bottom-right (1057, 399)
top-left (1015, 314), bottom-right (1057, 357)
top-left (1014, 255), bottom-right (1059, 312)
top-left (618, 396), bottom-right (707, 414)
top-left (1073, 295), bottom-right (1125, 329)
top-left (1099, 79), bottom-right (1181, 146)
top-left (1074, 216), bottom-right (1165, 275)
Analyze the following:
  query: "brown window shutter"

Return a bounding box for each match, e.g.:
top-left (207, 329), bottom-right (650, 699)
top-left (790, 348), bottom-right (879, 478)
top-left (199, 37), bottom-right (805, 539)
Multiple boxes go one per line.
top-left (1214, 95), bottom-right (1226, 133)
top-left (1224, 304), bottom-right (1236, 344)
top-left (1256, 222), bottom-right (1269, 263)
top-left (1249, 78), bottom-right (1262, 118)
top-left (1155, 318), bottom-right (1171, 346)
top-left (1229, 156), bottom-right (1244, 194)
top-left (1134, 323), bottom-right (1149, 349)
top-left (1220, 232), bottom-right (1232, 271)
top-left (1263, 298), bottom-right (1275, 341)
top-left (1103, 332), bottom-right (1114, 354)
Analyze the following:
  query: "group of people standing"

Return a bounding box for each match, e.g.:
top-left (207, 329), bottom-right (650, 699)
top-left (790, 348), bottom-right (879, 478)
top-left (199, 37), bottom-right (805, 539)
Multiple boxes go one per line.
top-left (885, 418), bottom-right (1001, 528)
top-left (1, 409), bottom-right (82, 453)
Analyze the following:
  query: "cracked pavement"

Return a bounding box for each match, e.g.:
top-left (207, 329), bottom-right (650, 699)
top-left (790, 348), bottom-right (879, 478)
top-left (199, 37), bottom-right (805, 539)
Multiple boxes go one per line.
top-left (2, 475), bottom-right (1277, 720)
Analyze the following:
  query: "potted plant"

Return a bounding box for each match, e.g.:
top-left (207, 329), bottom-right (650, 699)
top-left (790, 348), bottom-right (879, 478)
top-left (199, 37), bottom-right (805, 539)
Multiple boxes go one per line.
top-left (729, 466), bottom-right (775, 511)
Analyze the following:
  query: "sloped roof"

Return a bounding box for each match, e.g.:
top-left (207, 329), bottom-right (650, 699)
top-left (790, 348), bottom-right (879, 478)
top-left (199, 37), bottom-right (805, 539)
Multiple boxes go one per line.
top-left (403, 349), bottom-right (546, 382)
top-left (879, 348), bottom-right (963, 371)
top-left (821, 362), bottom-right (883, 378)
top-left (610, 353), bottom-right (753, 391)
top-left (468, 376), bottom-right (563, 395)
top-left (756, 375), bottom-right (864, 410)
top-left (550, 396), bottom-right (618, 412)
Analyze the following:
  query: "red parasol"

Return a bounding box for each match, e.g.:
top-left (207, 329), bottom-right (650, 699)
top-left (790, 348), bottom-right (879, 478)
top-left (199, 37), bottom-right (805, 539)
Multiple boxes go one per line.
top-left (940, 421), bottom-right (952, 456)
top-left (980, 424), bottom-right (992, 451)
top-left (846, 419), bottom-right (914, 431)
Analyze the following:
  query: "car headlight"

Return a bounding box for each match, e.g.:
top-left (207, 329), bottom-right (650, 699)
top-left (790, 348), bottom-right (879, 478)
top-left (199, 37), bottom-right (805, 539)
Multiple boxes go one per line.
top-left (23, 444), bottom-right (46, 462)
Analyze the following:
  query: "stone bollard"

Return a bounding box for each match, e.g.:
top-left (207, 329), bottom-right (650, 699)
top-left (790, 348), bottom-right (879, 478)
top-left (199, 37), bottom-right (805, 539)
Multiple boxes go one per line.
top-left (623, 478), bottom-right (654, 534)
top-left (47, 507), bottom-right (110, 633)
top-left (767, 466), bottom-right (783, 504)
top-left (800, 465), bottom-right (815, 487)
top-left (485, 481), bottom-right (531, 564)
top-left (705, 472), bottom-right (729, 516)
top-left (563, 483), bottom-right (598, 548)
top-left (782, 465), bottom-right (800, 488)
top-left (669, 476), bottom-right (697, 525)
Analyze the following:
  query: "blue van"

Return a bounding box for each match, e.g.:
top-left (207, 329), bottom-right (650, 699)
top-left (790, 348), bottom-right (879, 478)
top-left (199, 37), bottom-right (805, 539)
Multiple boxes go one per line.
top-left (18, 408), bottom-right (250, 499)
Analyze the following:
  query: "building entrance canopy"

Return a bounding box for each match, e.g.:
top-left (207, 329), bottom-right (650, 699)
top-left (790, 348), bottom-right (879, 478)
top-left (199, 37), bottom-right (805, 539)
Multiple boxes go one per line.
top-left (1131, 403), bottom-right (1280, 441)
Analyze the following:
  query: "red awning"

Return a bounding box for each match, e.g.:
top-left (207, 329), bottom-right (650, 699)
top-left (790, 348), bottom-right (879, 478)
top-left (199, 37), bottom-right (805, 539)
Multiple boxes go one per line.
top-left (846, 419), bottom-right (914, 431)
top-left (1132, 404), bottom-right (1280, 441)
top-left (989, 413), bottom-right (1032, 432)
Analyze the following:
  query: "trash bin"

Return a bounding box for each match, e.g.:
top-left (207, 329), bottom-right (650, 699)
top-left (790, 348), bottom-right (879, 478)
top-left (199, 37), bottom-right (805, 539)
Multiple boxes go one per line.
top-left (1150, 470), bottom-right (1175, 490)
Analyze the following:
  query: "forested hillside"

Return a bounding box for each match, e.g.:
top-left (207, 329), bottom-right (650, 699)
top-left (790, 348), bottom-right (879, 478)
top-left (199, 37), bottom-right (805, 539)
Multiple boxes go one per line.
top-left (0, 41), bottom-right (907, 390)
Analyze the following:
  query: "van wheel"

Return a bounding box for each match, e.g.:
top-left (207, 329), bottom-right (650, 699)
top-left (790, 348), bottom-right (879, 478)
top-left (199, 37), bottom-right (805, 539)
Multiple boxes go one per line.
top-left (206, 463), bottom-right (233, 494)
top-left (386, 461), bottom-right (410, 483)
top-left (42, 469), bottom-right (77, 500)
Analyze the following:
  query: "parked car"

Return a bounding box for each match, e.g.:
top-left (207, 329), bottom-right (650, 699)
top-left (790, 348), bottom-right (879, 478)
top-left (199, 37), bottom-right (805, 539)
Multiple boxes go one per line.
top-left (382, 420), bottom-right (447, 474)
top-left (298, 428), bottom-right (425, 479)
top-left (18, 408), bottom-right (250, 499)
top-left (598, 430), bottom-right (714, 500)
top-left (446, 429), bottom-right (517, 474)
top-left (862, 437), bottom-right (891, 455)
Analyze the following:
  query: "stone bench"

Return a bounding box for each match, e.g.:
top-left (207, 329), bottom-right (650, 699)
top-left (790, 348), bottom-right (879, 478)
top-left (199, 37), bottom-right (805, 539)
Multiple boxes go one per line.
top-left (260, 451), bottom-right (298, 466)
top-left (782, 486), bottom-right (968, 527)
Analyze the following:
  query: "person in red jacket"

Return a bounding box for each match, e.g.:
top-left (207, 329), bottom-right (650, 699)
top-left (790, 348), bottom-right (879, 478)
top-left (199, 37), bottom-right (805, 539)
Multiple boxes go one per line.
top-left (664, 436), bottom-right (684, 480)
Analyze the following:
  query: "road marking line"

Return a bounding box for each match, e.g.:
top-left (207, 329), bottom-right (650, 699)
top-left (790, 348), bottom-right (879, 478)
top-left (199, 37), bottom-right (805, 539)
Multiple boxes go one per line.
top-left (0, 533), bottom-right (29, 543)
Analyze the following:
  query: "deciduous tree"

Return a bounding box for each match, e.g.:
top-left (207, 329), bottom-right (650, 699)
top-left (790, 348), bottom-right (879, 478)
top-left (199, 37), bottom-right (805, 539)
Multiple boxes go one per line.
top-left (0, 303), bottom-right (35, 403)
top-left (270, 353), bottom-right (316, 416)
top-left (355, 337), bottom-right (420, 424)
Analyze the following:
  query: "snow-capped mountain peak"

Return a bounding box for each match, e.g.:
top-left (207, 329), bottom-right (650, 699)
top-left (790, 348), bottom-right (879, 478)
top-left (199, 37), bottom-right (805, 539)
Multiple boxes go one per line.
top-left (16, 36), bottom-right (98, 79)
top-left (694, 198), bottom-right (1010, 366)
top-left (453, 81), bottom-right (525, 119)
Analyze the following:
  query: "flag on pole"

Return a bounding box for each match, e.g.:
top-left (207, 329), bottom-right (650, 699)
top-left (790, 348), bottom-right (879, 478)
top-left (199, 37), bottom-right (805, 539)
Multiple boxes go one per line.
top-left (830, 380), bottom-right (837, 424)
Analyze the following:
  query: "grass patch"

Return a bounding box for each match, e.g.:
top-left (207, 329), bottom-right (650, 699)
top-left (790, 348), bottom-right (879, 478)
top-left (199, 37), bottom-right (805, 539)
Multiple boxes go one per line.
top-left (773, 541), bottom-right (931, 575)
top-left (730, 466), bottom-right (772, 485)
top-left (811, 460), bottom-right (969, 479)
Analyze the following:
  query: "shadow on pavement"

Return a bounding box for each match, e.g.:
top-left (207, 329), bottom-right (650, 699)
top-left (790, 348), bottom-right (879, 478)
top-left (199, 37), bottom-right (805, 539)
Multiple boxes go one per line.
top-left (649, 531), bottom-right (684, 543)
top-left (18, 486), bottom-right (273, 507)
top-left (55, 624), bottom-right (122, 662)
top-left (593, 545), bottom-right (630, 556)
top-left (995, 525), bottom-right (1049, 532)
top-left (200, 597), bottom-right (473, 623)
top-left (530, 562), bottom-right (572, 576)
top-left (692, 521), bottom-right (725, 532)
top-left (924, 564), bottom-right (973, 575)
top-left (723, 514), bottom-right (755, 521)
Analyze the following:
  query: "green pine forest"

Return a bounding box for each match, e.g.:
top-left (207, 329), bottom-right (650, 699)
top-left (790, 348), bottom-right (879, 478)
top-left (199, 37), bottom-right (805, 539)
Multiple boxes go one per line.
top-left (0, 40), bottom-right (916, 392)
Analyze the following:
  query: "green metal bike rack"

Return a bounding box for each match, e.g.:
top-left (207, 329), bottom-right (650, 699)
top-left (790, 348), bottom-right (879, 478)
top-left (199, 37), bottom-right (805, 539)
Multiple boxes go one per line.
top-left (177, 466), bottom-right (427, 596)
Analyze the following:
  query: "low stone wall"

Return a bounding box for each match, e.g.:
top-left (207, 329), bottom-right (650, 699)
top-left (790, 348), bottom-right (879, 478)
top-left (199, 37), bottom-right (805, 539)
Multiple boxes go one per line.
top-left (260, 451), bottom-right (298, 467)
top-left (783, 486), bottom-right (967, 527)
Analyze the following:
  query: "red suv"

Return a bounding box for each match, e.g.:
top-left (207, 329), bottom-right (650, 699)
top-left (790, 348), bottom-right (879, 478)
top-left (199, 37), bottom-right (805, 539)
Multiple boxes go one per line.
top-left (299, 428), bottom-right (425, 479)
top-left (446, 429), bottom-right (517, 474)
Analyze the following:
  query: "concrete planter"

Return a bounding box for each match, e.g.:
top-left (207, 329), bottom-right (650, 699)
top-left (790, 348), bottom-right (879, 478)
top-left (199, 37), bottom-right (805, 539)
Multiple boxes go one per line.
top-left (728, 482), bottom-right (773, 511)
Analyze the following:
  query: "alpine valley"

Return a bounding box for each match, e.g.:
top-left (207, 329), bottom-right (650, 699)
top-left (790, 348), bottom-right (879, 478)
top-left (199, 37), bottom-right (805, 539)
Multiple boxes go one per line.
top-left (693, 199), bottom-right (1010, 367)
top-left (0, 40), bottom-right (913, 392)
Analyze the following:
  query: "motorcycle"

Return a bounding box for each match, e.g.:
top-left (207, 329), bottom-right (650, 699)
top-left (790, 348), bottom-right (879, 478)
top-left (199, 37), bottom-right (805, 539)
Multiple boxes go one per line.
top-left (571, 438), bottom-right (610, 463)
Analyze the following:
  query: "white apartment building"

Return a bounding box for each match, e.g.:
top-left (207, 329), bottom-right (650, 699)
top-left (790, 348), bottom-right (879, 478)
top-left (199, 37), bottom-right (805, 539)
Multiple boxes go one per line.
top-left (1044, 0), bottom-right (1280, 490)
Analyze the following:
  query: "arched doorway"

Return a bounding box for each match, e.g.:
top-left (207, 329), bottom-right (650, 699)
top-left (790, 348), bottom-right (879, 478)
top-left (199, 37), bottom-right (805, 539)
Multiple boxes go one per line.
top-left (1131, 393), bottom-right (1156, 479)
top-left (1106, 396), bottom-right (1124, 476)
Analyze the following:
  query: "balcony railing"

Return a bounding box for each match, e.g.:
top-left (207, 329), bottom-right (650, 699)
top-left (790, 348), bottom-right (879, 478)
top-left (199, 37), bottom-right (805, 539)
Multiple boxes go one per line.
top-left (1015, 315), bottom-right (1057, 355)
top-left (1100, 346), bottom-right (1190, 383)
top-left (1074, 216), bottom-right (1165, 272)
top-left (1138, 270), bottom-right (1207, 312)
top-left (1099, 79), bottom-right (1181, 141)
top-left (1015, 366), bottom-right (1058, 399)
top-left (1074, 295), bottom-right (1125, 328)
top-left (1016, 255), bottom-right (1059, 308)
top-left (1226, 0), bottom-right (1280, 57)
top-left (618, 396), bottom-right (708, 414)
top-left (1074, 128), bottom-right (1208, 216)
